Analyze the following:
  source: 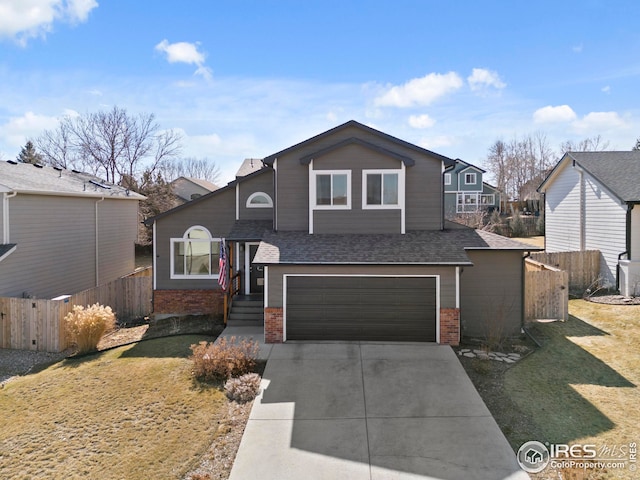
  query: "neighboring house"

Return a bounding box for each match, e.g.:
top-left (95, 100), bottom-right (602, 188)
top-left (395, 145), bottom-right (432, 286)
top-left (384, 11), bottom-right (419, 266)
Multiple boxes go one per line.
top-left (146, 121), bottom-right (539, 345)
top-left (170, 176), bottom-right (219, 203)
top-left (538, 151), bottom-right (640, 295)
top-left (0, 161), bottom-right (144, 298)
top-left (444, 159), bottom-right (501, 216)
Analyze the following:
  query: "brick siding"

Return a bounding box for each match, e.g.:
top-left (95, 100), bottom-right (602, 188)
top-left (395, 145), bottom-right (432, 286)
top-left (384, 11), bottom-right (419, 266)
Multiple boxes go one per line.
top-left (265, 307), bottom-right (283, 343)
top-left (154, 289), bottom-right (224, 318)
top-left (439, 308), bottom-right (460, 346)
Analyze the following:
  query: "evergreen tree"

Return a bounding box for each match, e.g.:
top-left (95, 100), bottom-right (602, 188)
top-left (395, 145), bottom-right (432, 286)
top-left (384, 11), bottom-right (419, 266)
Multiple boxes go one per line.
top-left (633, 138), bottom-right (640, 151)
top-left (17, 140), bottom-right (43, 164)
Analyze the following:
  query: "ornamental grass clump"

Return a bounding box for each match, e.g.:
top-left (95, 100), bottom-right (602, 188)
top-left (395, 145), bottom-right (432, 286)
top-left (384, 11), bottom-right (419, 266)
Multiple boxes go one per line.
top-left (65, 303), bottom-right (116, 354)
top-left (224, 373), bottom-right (262, 402)
top-left (190, 336), bottom-right (259, 383)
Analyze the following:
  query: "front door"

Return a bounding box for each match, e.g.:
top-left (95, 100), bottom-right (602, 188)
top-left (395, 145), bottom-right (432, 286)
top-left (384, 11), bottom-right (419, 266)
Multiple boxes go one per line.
top-left (248, 243), bottom-right (264, 294)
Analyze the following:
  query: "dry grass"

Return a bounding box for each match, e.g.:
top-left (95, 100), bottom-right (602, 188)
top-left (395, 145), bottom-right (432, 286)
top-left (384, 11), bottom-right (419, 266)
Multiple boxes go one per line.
top-left (507, 300), bottom-right (640, 479)
top-left (512, 235), bottom-right (545, 248)
top-left (0, 335), bottom-right (230, 480)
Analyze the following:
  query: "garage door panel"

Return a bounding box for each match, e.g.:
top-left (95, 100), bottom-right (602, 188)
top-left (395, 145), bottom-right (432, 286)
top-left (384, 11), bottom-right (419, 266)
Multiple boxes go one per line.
top-left (286, 276), bottom-right (437, 342)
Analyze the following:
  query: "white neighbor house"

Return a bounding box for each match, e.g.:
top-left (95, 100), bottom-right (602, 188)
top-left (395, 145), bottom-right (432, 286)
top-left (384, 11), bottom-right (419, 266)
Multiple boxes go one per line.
top-left (538, 151), bottom-right (640, 295)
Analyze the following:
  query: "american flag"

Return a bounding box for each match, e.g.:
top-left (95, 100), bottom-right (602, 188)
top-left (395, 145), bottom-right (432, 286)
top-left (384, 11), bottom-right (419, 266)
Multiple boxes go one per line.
top-left (218, 239), bottom-right (228, 290)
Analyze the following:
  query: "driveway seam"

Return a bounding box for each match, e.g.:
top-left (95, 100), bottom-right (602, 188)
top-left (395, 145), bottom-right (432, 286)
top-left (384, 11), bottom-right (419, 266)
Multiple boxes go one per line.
top-left (358, 343), bottom-right (373, 480)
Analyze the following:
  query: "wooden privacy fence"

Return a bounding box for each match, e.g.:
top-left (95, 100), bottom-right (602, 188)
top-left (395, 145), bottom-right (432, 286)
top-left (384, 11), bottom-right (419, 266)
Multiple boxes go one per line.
top-left (0, 267), bottom-right (152, 353)
top-left (525, 258), bottom-right (569, 322)
top-left (530, 250), bottom-right (601, 293)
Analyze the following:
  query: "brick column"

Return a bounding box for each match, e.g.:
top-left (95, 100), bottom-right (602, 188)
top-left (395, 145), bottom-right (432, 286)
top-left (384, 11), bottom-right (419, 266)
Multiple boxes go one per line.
top-left (439, 308), bottom-right (460, 346)
top-left (264, 307), bottom-right (283, 343)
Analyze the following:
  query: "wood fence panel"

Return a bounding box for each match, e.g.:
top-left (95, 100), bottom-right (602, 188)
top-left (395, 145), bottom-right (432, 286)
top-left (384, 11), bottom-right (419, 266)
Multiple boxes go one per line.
top-left (530, 250), bottom-right (600, 293)
top-left (0, 267), bottom-right (152, 353)
top-left (525, 259), bottom-right (569, 322)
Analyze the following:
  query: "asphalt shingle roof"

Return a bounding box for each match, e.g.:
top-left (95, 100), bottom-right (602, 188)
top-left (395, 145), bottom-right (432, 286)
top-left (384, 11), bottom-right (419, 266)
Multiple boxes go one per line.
top-left (227, 220), bottom-right (273, 241)
top-left (253, 228), bottom-right (539, 265)
top-left (0, 161), bottom-right (144, 199)
top-left (567, 151), bottom-right (640, 202)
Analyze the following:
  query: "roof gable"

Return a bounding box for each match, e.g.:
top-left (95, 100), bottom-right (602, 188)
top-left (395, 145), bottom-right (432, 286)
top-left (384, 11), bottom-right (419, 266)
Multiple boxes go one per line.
top-left (299, 137), bottom-right (415, 166)
top-left (263, 120), bottom-right (454, 167)
top-left (539, 151), bottom-right (640, 203)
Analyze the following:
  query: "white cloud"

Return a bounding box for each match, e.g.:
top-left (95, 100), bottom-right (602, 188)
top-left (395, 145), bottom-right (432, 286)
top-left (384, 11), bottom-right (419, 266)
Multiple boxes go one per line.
top-left (0, 111), bottom-right (60, 149)
top-left (467, 68), bottom-right (506, 91)
top-left (573, 111), bottom-right (627, 133)
top-left (533, 105), bottom-right (577, 124)
top-left (572, 43), bottom-right (583, 53)
top-left (374, 72), bottom-right (463, 108)
top-left (155, 39), bottom-right (212, 80)
top-left (408, 114), bottom-right (436, 129)
top-left (602, 85), bottom-right (611, 94)
top-left (0, 0), bottom-right (98, 45)
top-left (419, 135), bottom-right (455, 150)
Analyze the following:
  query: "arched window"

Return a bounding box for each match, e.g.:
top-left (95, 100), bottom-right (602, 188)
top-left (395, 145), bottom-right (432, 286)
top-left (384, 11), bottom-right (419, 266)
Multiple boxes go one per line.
top-left (246, 191), bottom-right (273, 208)
top-left (170, 226), bottom-right (220, 279)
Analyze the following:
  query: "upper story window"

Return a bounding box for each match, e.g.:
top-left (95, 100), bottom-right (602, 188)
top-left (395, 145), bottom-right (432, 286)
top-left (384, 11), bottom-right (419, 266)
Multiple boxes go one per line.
top-left (444, 173), bottom-right (451, 185)
top-left (246, 191), bottom-right (273, 208)
top-left (363, 169), bottom-right (404, 209)
top-left (171, 226), bottom-right (220, 279)
top-left (464, 172), bottom-right (477, 185)
top-left (312, 170), bottom-right (351, 209)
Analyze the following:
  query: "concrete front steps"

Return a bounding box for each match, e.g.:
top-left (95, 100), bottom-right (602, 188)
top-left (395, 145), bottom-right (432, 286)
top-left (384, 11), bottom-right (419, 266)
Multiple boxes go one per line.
top-left (227, 295), bottom-right (264, 327)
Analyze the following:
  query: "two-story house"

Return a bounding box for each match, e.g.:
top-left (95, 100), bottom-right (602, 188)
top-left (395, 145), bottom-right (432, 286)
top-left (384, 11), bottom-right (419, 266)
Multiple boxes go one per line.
top-left (146, 121), bottom-right (538, 345)
top-left (444, 159), bottom-right (501, 216)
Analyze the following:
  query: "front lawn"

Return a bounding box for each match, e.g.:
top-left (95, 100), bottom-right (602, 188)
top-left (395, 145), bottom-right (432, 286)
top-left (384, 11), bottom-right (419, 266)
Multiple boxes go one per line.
top-left (460, 299), bottom-right (640, 479)
top-left (0, 335), bottom-right (233, 480)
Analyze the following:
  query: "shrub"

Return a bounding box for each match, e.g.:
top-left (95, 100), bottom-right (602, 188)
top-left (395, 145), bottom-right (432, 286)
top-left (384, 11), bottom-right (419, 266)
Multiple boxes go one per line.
top-left (509, 210), bottom-right (525, 237)
top-left (224, 373), bottom-right (262, 402)
top-left (190, 336), bottom-right (259, 382)
top-left (65, 303), bottom-right (116, 354)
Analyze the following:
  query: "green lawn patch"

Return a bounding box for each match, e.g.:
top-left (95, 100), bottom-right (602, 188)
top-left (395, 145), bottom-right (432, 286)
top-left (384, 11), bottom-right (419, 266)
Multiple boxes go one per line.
top-left (0, 335), bottom-right (227, 480)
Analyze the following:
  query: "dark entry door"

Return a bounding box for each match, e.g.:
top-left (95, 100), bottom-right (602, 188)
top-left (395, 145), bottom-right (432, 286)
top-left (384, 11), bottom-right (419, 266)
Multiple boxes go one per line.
top-left (249, 244), bottom-right (264, 294)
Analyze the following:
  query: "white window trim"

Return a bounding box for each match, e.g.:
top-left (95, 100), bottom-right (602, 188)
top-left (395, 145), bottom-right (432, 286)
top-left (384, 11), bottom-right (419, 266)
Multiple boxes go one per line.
top-left (464, 172), bottom-right (477, 185)
top-left (246, 191), bottom-right (273, 208)
top-left (444, 173), bottom-right (451, 185)
top-left (170, 225), bottom-right (221, 280)
top-left (362, 168), bottom-right (405, 211)
top-left (310, 169), bottom-right (352, 210)
top-left (480, 194), bottom-right (495, 205)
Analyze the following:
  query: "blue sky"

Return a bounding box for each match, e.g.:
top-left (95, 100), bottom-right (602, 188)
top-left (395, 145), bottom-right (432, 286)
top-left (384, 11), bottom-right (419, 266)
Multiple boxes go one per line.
top-left (1, 0), bottom-right (640, 182)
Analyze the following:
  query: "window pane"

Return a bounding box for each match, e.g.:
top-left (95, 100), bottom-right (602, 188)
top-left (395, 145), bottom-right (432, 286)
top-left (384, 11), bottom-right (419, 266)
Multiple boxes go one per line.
top-left (211, 241), bottom-right (220, 274)
top-left (174, 241), bottom-right (185, 275)
top-left (316, 175), bottom-right (331, 205)
top-left (383, 174), bottom-right (398, 205)
top-left (187, 228), bottom-right (208, 239)
top-left (367, 174), bottom-right (382, 205)
top-left (250, 194), bottom-right (269, 205)
top-left (332, 174), bottom-right (348, 205)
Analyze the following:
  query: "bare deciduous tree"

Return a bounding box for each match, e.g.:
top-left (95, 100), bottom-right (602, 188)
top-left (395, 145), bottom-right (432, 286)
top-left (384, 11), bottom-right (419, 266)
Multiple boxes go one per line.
top-left (160, 156), bottom-right (221, 184)
top-left (35, 106), bottom-right (182, 184)
top-left (559, 135), bottom-right (610, 154)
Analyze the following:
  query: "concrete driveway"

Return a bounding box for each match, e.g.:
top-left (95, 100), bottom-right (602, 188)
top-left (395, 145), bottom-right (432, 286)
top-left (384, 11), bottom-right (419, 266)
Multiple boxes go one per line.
top-left (229, 341), bottom-right (529, 480)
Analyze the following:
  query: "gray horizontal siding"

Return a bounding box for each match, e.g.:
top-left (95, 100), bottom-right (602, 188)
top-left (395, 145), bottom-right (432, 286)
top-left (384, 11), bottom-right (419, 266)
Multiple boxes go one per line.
top-left (275, 125), bottom-right (444, 232)
top-left (0, 194), bottom-right (138, 298)
top-left (238, 170), bottom-right (274, 221)
top-left (266, 264), bottom-right (456, 309)
top-left (155, 188), bottom-right (236, 290)
top-left (460, 250), bottom-right (523, 338)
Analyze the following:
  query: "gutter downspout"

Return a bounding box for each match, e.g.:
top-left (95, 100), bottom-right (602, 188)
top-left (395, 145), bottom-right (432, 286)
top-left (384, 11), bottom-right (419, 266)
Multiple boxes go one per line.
top-left (3, 191), bottom-right (17, 244)
top-left (95, 197), bottom-right (105, 286)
